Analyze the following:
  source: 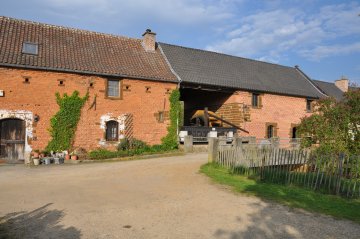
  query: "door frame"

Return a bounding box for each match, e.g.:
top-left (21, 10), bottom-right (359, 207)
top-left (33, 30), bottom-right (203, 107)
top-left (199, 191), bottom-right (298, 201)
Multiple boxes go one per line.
top-left (0, 110), bottom-right (34, 163)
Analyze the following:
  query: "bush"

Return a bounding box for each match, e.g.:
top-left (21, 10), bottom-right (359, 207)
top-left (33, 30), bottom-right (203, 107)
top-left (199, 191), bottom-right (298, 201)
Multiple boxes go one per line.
top-left (88, 149), bottom-right (127, 160)
top-left (117, 138), bottom-right (148, 151)
top-left (118, 138), bottom-right (130, 151)
top-left (89, 144), bottom-right (171, 160)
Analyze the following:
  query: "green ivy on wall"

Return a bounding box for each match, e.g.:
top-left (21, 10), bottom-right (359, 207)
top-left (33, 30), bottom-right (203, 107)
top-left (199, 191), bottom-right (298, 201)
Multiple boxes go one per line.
top-left (46, 91), bottom-right (89, 152)
top-left (161, 89), bottom-right (182, 150)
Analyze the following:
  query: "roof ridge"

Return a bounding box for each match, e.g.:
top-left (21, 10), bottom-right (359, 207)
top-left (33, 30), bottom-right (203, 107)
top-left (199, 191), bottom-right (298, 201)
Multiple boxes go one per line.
top-left (312, 79), bottom-right (335, 85)
top-left (159, 42), bottom-right (297, 70)
top-left (0, 16), bottom-right (140, 42)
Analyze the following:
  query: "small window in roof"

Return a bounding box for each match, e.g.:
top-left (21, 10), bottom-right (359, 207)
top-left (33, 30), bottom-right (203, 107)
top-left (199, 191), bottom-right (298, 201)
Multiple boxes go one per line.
top-left (22, 42), bottom-right (38, 55)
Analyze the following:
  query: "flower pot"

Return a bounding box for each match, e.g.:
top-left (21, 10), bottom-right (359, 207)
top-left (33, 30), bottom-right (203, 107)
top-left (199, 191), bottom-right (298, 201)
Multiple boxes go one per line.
top-left (71, 155), bottom-right (78, 160)
top-left (65, 154), bottom-right (70, 160)
top-left (33, 158), bottom-right (40, 166)
top-left (43, 157), bottom-right (51, 165)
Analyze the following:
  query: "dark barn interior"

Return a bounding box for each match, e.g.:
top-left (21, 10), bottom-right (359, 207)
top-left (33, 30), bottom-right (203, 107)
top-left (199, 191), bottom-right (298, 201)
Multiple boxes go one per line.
top-left (180, 85), bottom-right (236, 126)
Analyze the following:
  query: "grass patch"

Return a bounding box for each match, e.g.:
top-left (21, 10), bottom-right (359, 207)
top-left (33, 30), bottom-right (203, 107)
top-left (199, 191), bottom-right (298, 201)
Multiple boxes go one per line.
top-left (200, 163), bottom-right (360, 223)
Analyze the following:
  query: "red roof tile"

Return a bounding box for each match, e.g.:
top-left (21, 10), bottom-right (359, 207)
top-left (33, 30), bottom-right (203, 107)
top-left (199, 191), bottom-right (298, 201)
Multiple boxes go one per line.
top-left (0, 16), bottom-right (177, 82)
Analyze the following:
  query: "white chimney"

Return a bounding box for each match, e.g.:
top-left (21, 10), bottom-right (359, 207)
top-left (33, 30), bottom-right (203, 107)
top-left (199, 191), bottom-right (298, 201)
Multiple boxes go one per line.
top-left (142, 29), bottom-right (156, 52)
top-left (335, 77), bottom-right (349, 92)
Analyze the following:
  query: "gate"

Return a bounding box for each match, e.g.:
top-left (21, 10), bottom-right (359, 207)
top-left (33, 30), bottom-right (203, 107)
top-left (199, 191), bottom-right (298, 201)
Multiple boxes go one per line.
top-left (0, 118), bottom-right (26, 162)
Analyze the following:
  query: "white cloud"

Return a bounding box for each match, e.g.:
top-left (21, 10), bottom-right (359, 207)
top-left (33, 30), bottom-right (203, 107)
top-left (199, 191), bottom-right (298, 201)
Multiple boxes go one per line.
top-left (300, 43), bottom-right (360, 61)
top-left (40, 0), bottom-right (237, 25)
top-left (206, 2), bottom-right (360, 62)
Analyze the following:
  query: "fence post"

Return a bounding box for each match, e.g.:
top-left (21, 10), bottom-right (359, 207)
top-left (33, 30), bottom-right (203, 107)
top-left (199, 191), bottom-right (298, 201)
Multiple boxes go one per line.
top-left (219, 136), bottom-right (227, 146)
top-left (248, 137), bottom-right (256, 144)
top-left (234, 137), bottom-right (242, 148)
top-left (336, 153), bottom-right (344, 196)
top-left (184, 135), bottom-right (193, 153)
top-left (208, 137), bottom-right (219, 163)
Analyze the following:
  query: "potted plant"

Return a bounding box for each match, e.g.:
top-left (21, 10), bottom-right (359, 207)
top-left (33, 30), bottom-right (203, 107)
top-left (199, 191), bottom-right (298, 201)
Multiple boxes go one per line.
top-left (33, 158), bottom-right (40, 166)
top-left (40, 150), bottom-right (50, 158)
top-left (70, 152), bottom-right (78, 160)
top-left (65, 154), bottom-right (70, 160)
top-left (32, 149), bottom-right (40, 158)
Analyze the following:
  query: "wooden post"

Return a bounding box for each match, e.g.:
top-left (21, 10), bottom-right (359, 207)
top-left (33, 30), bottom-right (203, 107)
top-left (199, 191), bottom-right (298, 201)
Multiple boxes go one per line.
top-left (208, 137), bottom-right (219, 163)
top-left (219, 136), bottom-right (227, 146)
top-left (249, 137), bottom-right (256, 144)
top-left (336, 153), bottom-right (344, 196)
top-left (184, 135), bottom-right (193, 153)
top-left (204, 107), bottom-right (209, 127)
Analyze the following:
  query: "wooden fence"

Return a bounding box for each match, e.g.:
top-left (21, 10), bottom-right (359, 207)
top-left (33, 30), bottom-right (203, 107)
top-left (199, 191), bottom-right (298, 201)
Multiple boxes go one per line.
top-left (216, 144), bottom-right (360, 198)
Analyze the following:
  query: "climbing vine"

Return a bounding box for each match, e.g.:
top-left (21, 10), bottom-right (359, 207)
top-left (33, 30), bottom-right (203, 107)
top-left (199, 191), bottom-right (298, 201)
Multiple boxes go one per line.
top-left (161, 89), bottom-right (182, 150)
top-left (46, 91), bottom-right (89, 152)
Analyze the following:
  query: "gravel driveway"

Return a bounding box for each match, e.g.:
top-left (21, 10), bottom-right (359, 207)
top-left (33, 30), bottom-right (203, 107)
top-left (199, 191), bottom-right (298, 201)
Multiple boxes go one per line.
top-left (0, 153), bottom-right (359, 239)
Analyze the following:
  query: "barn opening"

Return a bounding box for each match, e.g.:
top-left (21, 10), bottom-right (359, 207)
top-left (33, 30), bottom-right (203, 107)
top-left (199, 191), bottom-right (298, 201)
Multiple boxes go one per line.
top-left (180, 85), bottom-right (237, 127)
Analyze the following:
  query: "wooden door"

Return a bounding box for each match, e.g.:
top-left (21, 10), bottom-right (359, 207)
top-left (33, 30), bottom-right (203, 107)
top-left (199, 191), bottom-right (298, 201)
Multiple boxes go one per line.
top-left (0, 119), bottom-right (25, 162)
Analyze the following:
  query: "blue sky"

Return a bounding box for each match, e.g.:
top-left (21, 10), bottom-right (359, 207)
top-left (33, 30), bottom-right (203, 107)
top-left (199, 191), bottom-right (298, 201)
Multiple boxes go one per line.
top-left (1, 0), bottom-right (360, 84)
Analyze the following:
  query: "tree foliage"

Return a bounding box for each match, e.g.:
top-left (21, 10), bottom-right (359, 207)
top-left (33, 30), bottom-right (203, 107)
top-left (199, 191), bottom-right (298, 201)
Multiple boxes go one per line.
top-left (46, 91), bottom-right (88, 152)
top-left (298, 89), bottom-right (360, 155)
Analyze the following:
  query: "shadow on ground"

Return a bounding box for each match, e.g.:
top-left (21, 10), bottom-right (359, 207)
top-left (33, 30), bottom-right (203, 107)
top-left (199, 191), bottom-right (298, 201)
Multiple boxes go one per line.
top-left (214, 202), bottom-right (304, 239)
top-left (0, 203), bottom-right (81, 239)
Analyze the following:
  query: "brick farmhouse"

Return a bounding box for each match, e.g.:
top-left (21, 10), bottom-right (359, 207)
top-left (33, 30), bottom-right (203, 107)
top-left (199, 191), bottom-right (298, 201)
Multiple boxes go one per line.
top-left (0, 17), bottom-right (350, 162)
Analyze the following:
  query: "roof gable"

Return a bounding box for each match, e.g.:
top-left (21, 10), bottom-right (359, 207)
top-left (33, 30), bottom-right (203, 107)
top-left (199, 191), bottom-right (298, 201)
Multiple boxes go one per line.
top-left (0, 17), bottom-right (177, 82)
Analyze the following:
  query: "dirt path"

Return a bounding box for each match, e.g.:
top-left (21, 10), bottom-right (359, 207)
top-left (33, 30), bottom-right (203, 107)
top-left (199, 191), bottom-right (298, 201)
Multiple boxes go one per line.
top-left (0, 153), bottom-right (359, 238)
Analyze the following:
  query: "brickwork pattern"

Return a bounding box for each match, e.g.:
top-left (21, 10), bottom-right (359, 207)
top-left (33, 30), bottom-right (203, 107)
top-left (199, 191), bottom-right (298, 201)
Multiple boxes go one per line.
top-left (228, 91), bottom-right (312, 138)
top-left (0, 67), bottom-right (176, 151)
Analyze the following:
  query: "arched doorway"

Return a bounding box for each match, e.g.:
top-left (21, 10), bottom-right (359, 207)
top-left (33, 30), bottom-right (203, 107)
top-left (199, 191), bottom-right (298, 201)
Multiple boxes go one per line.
top-left (0, 118), bottom-right (26, 162)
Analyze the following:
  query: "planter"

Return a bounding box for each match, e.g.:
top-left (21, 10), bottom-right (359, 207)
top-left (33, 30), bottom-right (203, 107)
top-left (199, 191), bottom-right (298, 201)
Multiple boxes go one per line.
top-left (71, 155), bottom-right (78, 160)
top-left (54, 157), bottom-right (64, 164)
top-left (33, 158), bottom-right (40, 166)
top-left (43, 157), bottom-right (51, 165)
top-left (33, 152), bottom-right (40, 158)
top-left (65, 154), bottom-right (70, 160)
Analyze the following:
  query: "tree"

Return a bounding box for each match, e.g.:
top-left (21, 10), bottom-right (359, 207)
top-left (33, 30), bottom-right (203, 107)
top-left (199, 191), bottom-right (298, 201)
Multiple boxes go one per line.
top-left (298, 89), bottom-right (360, 156)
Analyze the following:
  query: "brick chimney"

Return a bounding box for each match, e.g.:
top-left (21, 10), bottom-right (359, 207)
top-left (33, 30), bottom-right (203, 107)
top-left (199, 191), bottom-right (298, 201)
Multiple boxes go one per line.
top-left (142, 29), bottom-right (156, 52)
top-left (335, 77), bottom-right (349, 92)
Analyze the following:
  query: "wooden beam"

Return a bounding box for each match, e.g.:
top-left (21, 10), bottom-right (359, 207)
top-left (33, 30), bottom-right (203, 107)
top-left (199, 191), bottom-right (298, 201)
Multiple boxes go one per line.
top-left (208, 111), bottom-right (249, 134)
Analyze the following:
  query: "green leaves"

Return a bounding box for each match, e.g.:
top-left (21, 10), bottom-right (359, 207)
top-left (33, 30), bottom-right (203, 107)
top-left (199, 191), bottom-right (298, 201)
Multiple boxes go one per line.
top-left (298, 89), bottom-right (360, 156)
top-left (161, 89), bottom-right (181, 150)
top-left (46, 91), bottom-right (89, 152)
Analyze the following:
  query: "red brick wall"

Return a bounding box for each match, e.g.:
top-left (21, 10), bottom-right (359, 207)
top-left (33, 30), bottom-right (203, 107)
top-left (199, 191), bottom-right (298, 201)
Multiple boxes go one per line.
top-left (222, 91), bottom-right (313, 138)
top-left (0, 67), bottom-right (176, 151)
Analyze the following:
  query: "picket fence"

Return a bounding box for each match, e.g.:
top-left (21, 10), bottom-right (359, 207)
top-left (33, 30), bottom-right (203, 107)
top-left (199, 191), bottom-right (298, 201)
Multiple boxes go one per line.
top-left (216, 144), bottom-right (360, 198)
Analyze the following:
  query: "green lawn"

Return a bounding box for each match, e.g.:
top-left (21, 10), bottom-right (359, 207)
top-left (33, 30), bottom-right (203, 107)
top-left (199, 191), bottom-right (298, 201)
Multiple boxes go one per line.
top-left (200, 163), bottom-right (360, 223)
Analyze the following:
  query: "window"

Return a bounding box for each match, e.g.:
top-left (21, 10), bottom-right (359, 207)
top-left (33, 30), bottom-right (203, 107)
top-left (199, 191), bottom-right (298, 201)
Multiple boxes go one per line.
top-left (292, 127), bottom-right (297, 139)
top-left (265, 123), bottom-right (277, 138)
top-left (105, 121), bottom-right (119, 141)
top-left (306, 99), bottom-right (313, 112)
top-left (267, 125), bottom-right (274, 138)
top-left (22, 42), bottom-right (38, 55)
top-left (158, 111), bottom-right (165, 123)
top-left (107, 79), bottom-right (120, 98)
top-left (252, 93), bottom-right (260, 107)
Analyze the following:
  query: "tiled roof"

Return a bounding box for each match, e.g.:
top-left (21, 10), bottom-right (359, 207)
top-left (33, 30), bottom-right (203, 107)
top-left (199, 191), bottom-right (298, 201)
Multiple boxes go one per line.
top-left (159, 43), bottom-right (324, 98)
top-left (0, 17), bottom-right (177, 82)
top-left (311, 80), bottom-right (344, 101)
